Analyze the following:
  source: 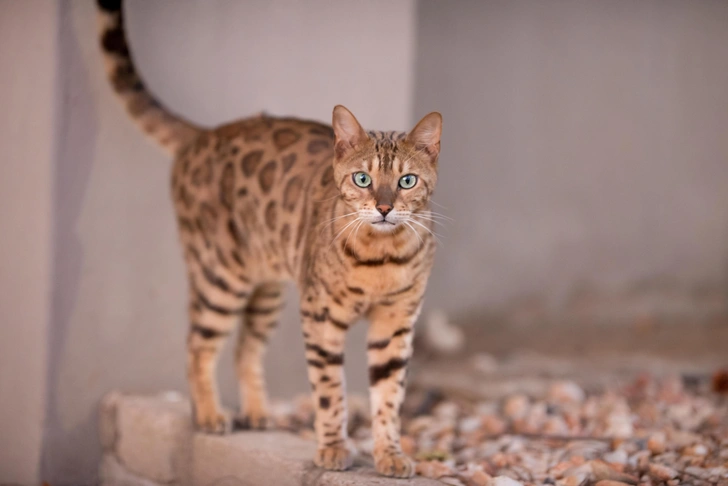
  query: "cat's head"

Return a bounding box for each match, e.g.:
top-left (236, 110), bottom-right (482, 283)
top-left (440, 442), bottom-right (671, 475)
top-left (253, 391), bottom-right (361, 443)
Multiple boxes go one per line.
top-left (331, 105), bottom-right (442, 233)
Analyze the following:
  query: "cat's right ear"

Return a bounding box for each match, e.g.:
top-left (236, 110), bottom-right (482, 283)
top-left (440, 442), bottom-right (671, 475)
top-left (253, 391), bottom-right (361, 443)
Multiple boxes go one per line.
top-left (332, 105), bottom-right (368, 159)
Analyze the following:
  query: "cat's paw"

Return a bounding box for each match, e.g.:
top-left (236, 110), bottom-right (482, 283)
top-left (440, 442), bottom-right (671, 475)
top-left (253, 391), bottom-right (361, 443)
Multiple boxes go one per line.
top-left (233, 411), bottom-right (271, 431)
top-left (194, 408), bottom-right (231, 435)
top-left (374, 451), bottom-right (415, 478)
top-left (314, 445), bottom-right (354, 471)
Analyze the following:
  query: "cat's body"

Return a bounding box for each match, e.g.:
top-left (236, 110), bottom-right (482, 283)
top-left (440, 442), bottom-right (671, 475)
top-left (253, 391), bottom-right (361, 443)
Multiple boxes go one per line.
top-left (98, 0), bottom-right (442, 477)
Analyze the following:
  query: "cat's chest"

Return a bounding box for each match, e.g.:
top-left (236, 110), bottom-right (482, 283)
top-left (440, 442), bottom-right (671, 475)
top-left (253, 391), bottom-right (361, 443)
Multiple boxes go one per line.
top-left (347, 265), bottom-right (414, 300)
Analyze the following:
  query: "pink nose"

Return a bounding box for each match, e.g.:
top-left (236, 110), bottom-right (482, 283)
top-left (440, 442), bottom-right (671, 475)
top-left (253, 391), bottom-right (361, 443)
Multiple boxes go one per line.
top-left (376, 204), bottom-right (392, 216)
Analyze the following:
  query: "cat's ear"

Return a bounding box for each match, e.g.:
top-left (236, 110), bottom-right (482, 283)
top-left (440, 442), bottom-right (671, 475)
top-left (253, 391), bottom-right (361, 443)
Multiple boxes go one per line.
top-left (406, 112), bottom-right (442, 162)
top-left (332, 105), bottom-right (368, 158)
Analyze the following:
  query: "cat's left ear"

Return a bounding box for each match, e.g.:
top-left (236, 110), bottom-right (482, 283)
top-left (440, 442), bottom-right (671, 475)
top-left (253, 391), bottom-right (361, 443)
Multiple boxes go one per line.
top-left (332, 105), bottom-right (369, 159)
top-left (406, 112), bottom-right (442, 162)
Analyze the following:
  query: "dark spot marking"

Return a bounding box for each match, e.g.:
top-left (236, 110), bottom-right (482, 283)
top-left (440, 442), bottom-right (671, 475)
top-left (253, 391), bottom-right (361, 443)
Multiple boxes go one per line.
top-left (305, 343), bottom-right (344, 365)
top-left (282, 153), bottom-right (297, 173)
top-left (241, 150), bottom-right (264, 177)
top-left (199, 203), bottom-right (217, 234)
top-left (191, 324), bottom-right (229, 339)
top-left (367, 339), bottom-right (390, 350)
top-left (220, 163), bottom-right (235, 209)
top-left (392, 327), bottom-right (411, 338)
top-left (101, 27), bottom-right (128, 57)
top-left (265, 201), bottom-right (277, 231)
top-left (319, 396), bottom-right (331, 409)
top-left (320, 375), bottom-right (330, 383)
top-left (369, 357), bottom-right (409, 386)
top-left (320, 166), bottom-right (334, 187)
top-left (245, 304), bottom-right (285, 316)
top-left (283, 176), bottom-right (303, 212)
top-left (347, 286), bottom-right (364, 295)
top-left (273, 128), bottom-right (301, 151)
top-left (309, 125), bottom-right (334, 137)
top-left (195, 288), bottom-right (244, 316)
top-left (307, 139), bottom-right (330, 155)
top-left (307, 359), bottom-right (325, 369)
top-left (280, 223), bottom-right (291, 245)
top-left (258, 160), bottom-right (277, 194)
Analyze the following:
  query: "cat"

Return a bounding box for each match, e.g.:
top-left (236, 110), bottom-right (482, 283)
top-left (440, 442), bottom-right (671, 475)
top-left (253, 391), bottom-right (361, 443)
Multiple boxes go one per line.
top-left (97, 0), bottom-right (442, 477)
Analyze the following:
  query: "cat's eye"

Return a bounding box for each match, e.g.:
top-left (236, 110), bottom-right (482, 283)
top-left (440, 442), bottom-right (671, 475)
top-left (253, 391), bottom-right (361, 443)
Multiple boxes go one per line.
top-left (353, 172), bottom-right (372, 188)
top-left (399, 174), bottom-right (418, 189)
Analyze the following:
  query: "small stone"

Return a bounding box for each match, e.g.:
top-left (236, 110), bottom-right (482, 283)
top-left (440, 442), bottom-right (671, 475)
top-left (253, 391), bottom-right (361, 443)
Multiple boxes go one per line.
top-left (683, 444), bottom-right (708, 456)
top-left (503, 395), bottom-right (529, 420)
top-left (490, 476), bottom-right (524, 486)
top-left (647, 463), bottom-right (678, 480)
top-left (602, 449), bottom-right (628, 466)
top-left (595, 481), bottom-right (634, 486)
top-left (416, 460), bottom-right (454, 479)
top-left (481, 415), bottom-right (507, 435)
top-left (434, 401), bottom-right (460, 421)
top-left (461, 465), bottom-right (492, 486)
top-left (647, 433), bottom-right (666, 454)
top-left (548, 381), bottom-right (586, 405)
top-left (459, 416), bottom-right (482, 434)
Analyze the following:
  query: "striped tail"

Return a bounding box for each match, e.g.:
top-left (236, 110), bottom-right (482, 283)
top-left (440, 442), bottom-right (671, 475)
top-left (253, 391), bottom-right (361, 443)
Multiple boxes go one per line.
top-left (97, 0), bottom-right (200, 155)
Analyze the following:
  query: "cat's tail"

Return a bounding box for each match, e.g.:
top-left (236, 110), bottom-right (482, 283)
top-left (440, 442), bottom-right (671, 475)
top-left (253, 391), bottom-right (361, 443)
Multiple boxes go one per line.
top-left (97, 0), bottom-right (200, 155)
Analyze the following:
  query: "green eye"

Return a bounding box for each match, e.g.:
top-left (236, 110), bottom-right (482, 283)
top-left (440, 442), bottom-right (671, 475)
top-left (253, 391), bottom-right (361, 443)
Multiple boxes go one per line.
top-left (353, 172), bottom-right (372, 188)
top-left (399, 174), bottom-right (418, 189)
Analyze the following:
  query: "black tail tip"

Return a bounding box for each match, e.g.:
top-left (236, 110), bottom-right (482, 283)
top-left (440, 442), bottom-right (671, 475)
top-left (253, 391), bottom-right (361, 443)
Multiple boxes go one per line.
top-left (97, 0), bottom-right (122, 13)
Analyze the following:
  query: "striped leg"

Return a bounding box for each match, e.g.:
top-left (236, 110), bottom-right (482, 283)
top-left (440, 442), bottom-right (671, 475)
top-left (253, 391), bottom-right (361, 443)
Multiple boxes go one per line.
top-left (234, 282), bottom-right (284, 430)
top-left (366, 302), bottom-right (419, 478)
top-left (186, 247), bottom-right (251, 434)
top-left (187, 284), bottom-right (249, 434)
top-left (302, 307), bottom-right (353, 471)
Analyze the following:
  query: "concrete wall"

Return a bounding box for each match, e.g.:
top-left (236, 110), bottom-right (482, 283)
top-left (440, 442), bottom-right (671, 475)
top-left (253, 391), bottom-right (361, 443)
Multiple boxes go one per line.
top-left (40, 1), bottom-right (416, 484)
top-left (416, 0), bottom-right (728, 320)
top-left (0, 1), bottom-right (57, 483)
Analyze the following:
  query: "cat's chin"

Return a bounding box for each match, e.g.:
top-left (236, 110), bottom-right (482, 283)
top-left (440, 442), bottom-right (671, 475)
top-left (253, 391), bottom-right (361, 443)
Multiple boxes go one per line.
top-left (370, 221), bottom-right (400, 233)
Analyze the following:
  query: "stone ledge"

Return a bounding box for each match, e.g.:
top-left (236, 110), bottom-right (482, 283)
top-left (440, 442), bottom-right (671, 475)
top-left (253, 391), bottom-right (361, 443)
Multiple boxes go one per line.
top-left (99, 391), bottom-right (440, 486)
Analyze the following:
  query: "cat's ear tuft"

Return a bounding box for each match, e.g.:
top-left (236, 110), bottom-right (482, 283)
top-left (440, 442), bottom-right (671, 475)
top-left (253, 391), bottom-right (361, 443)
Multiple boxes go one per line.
top-left (406, 112), bottom-right (442, 162)
top-left (332, 105), bottom-right (368, 158)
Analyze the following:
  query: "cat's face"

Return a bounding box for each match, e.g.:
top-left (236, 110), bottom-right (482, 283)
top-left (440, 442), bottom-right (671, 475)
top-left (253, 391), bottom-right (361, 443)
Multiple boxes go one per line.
top-left (332, 106), bottom-right (442, 234)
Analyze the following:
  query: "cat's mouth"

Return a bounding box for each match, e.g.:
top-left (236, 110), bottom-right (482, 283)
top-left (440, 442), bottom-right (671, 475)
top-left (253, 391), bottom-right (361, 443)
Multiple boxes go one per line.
top-left (372, 220), bottom-right (396, 226)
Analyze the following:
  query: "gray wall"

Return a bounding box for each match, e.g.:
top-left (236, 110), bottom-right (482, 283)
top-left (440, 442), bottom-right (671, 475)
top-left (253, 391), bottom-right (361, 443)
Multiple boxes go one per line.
top-left (0, 1), bottom-right (56, 483)
top-left (40, 1), bottom-right (416, 484)
top-left (417, 0), bottom-right (728, 321)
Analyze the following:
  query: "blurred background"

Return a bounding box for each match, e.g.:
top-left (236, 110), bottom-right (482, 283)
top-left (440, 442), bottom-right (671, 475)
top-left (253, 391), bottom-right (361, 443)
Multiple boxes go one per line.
top-left (1, 0), bottom-right (726, 484)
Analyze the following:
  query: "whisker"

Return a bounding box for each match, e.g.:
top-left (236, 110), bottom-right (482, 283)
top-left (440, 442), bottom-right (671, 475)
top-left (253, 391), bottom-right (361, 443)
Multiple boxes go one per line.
top-left (407, 218), bottom-right (444, 244)
top-left (346, 219), bottom-right (366, 251)
top-left (328, 217), bottom-right (361, 250)
top-left (430, 200), bottom-right (448, 210)
top-left (404, 221), bottom-right (424, 247)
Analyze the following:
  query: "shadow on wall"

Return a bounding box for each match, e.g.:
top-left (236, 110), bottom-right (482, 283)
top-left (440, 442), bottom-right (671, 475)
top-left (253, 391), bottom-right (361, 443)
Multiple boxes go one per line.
top-left (42, 2), bottom-right (98, 480)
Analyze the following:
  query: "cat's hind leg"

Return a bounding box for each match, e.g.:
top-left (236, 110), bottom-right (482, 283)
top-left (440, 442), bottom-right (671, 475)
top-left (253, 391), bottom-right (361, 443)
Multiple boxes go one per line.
top-left (234, 281), bottom-right (285, 430)
top-left (186, 247), bottom-right (252, 434)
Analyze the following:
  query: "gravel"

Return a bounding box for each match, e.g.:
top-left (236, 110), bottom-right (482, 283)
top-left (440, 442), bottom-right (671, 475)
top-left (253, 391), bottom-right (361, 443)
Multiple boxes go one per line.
top-left (267, 366), bottom-right (727, 486)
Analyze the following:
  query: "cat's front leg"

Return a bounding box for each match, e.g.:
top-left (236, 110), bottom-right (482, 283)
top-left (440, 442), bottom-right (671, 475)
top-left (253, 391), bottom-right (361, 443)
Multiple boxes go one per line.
top-left (301, 303), bottom-right (355, 471)
top-left (366, 299), bottom-right (421, 478)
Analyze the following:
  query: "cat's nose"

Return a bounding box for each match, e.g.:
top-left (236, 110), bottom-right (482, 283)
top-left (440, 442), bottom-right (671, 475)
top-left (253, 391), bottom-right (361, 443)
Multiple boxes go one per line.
top-left (376, 204), bottom-right (392, 216)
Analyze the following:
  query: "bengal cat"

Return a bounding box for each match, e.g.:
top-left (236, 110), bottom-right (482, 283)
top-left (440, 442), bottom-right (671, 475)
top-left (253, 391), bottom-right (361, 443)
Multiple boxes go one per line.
top-left (98, 0), bottom-right (442, 477)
